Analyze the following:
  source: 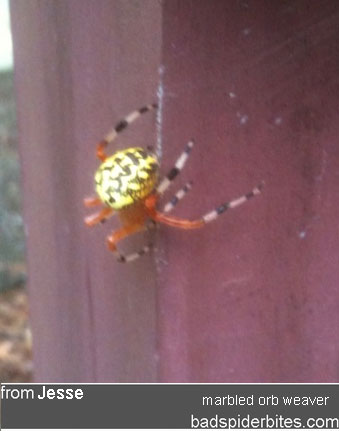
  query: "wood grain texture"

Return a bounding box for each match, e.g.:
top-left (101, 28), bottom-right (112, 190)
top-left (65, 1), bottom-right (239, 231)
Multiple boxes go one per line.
top-left (157, 0), bottom-right (339, 382)
top-left (11, 0), bottom-right (161, 382)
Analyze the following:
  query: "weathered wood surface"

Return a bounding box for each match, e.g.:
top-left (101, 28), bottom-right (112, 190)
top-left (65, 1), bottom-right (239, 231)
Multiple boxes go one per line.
top-left (11, 0), bottom-right (161, 382)
top-left (11, 0), bottom-right (339, 382)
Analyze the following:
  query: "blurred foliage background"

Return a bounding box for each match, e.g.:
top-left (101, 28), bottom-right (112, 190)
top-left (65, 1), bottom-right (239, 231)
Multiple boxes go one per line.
top-left (0, 70), bottom-right (25, 276)
top-left (0, 69), bottom-right (32, 382)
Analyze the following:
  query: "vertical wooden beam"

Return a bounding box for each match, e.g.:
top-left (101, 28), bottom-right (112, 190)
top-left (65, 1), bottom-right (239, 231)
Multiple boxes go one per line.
top-left (158, 0), bottom-right (339, 382)
top-left (11, 0), bottom-right (161, 382)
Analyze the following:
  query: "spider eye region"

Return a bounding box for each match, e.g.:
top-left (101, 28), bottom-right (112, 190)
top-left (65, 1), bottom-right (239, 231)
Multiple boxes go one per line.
top-left (94, 147), bottom-right (158, 209)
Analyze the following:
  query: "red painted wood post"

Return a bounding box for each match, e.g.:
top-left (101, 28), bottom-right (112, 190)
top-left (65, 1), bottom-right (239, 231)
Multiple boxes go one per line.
top-left (158, 0), bottom-right (339, 382)
top-left (11, 0), bottom-right (339, 382)
top-left (10, 0), bottom-right (161, 382)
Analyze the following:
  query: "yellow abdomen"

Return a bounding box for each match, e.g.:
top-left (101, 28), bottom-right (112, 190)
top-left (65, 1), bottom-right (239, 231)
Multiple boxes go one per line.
top-left (95, 147), bottom-right (158, 209)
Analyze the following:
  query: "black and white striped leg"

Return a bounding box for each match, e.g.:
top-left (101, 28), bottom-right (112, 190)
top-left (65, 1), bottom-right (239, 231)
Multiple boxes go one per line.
top-left (114, 244), bottom-right (154, 263)
top-left (202, 183), bottom-right (264, 224)
top-left (97, 103), bottom-right (157, 161)
top-left (112, 221), bottom-right (157, 263)
top-left (163, 182), bottom-right (193, 213)
top-left (156, 140), bottom-right (194, 194)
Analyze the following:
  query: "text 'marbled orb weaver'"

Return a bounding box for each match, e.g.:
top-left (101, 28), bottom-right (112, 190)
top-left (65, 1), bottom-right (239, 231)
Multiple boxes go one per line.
top-left (84, 104), bottom-right (263, 262)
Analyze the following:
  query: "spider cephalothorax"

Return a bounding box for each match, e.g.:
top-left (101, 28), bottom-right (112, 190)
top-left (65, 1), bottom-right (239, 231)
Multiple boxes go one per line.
top-left (84, 104), bottom-right (263, 262)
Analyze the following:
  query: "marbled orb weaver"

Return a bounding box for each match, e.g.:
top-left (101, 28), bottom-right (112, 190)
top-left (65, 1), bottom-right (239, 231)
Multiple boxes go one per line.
top-left (84, 104), bottom-right (263, 262)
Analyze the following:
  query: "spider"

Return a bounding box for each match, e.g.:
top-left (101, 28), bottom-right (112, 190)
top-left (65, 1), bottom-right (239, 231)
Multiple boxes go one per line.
top-left (84, 104), bottom-right (263, 262)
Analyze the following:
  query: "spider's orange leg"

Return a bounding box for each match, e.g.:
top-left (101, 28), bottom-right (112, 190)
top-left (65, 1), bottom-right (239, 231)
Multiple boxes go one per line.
top-left (85, 207), bottom-right (114, 227)
top-left (146, 183), bottom-right (263, 230)
top-left (96, 104), bottom-right (157, 162)
top-left (96, 140), bottom-right (109, 161)
top-left (147, 210), bottom-right (204, 229)
top-left (107, 223), bottom-right (152, 263)
top-left (83, 196), bottom-right (102, 208)
top-left (144, 193), bottom-right (203, 229)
